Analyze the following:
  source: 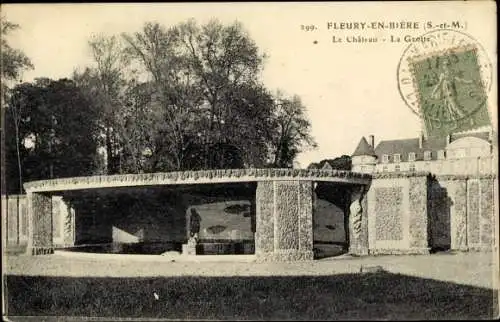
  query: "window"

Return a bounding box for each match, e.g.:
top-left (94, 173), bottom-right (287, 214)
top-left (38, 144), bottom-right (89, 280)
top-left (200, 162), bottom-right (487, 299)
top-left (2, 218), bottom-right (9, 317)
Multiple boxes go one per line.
top-left (382, 154), bottom-right (389, 163)
top-left (456, 148), bottom-right (466, 158)
top-left (408, 152), bottom-right (416, 162)
top-left (424, 151), bottom-right (432, 161)
top-left (409, 163), bottom-right (416, 172)
top-left (382, 166), bottom-right (388, 172)
top-left (393, 154), bottom-right (401, 163)
top-left (437, 150), bottom-right (445, 160)
top-left (395, 165), bottom-right (400, 172)
top-left (449, 160), bottom-right (455, 173)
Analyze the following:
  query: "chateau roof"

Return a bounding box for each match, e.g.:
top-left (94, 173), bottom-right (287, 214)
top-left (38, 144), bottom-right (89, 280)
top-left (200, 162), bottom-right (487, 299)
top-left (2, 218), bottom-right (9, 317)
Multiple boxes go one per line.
top-left (374, 131), bottom-right (491, 163)
top-left (352, 137), bottom-right (376, 157)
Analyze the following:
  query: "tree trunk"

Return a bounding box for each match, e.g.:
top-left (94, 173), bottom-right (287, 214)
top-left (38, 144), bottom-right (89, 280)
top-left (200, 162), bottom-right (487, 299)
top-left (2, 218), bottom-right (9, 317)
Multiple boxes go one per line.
top-left (14, 123), bottom-right (22, 194)
top-left (105, 127), bottom-right (114, 174)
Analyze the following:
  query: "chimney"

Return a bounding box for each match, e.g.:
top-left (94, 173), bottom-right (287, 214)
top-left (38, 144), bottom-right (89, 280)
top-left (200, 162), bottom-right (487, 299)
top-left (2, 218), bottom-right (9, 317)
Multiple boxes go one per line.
top-left (418, 131), bottom-right (423, 149)
top-left (368, 135), bottom-right (375, 148)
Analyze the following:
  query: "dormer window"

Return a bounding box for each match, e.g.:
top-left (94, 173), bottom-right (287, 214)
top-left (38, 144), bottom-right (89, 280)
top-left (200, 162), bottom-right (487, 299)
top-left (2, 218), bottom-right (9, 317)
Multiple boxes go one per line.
top-left (408, 152), bottom-right (416, 162)
top-left (424, 151), bottom-right (432, 161)
top-left (393, 154), bottom-right (401, 163)
top-left (437, 150), bottom-right (445, 160)
top-left (456, 148), bottom-right (466, 158)
top-left (382, 154), bottom-right (389, 163)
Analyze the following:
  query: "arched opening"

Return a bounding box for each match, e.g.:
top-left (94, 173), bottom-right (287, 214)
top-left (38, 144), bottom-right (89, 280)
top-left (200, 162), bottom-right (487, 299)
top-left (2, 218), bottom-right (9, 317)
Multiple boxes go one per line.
top-left (59, 182), bottom-right (256, 256)
top-left (313, 182), bottom-right (353, 259)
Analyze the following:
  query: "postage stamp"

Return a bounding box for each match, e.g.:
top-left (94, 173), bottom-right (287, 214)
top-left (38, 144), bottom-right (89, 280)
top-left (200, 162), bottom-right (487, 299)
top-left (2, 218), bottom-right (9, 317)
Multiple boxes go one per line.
top-left (397, 29), bottom-right (493, 137)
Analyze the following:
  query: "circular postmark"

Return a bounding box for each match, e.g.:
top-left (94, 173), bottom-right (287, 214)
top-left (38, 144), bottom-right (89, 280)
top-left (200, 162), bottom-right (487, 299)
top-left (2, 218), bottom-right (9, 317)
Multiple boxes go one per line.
top-left (397, 29), bottom-right (493, 136)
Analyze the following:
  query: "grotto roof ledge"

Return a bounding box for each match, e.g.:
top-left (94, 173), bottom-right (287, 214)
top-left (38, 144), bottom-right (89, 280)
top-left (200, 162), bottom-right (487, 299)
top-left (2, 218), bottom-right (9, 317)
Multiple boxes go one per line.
top-left (23, 168), bottom-right (373, 193)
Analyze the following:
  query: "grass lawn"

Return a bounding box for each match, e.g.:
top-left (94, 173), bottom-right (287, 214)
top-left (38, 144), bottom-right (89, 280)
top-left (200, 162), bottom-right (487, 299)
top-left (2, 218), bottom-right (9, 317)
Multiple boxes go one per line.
top-left (5, 271), bottom-right (498, 320)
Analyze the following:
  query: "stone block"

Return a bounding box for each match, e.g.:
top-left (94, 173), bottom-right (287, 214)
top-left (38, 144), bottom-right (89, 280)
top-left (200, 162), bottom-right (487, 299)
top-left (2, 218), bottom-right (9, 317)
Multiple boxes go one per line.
top-left (409, 176), bottom-right (428, 249)
top-left (367, 175), bottom-right (429, 255)
top-left (451, 180), bottom-right (468, 251)
top-left (26, 192), bottom-right (54, 255)
top-left (374, 187), bottom-right (403, 241)
top-left (255, 181), bottom-right (274, 254)
top-left (298, 181), bottom-right (314, 251)
top-left (182, 243), bottom-right (196, 255)
top-left (480, 178), bottom-right (494, 248)
top-left (255, 250), bottom-right (314, 262)
top-left (52, 196), bottom-right (62, 240)
top-left (467, 180), bottom-right (481, 246)
top-left (255, 180), bottom-right (314, 261)
top-left (275, 181), bottom-right (300, 250)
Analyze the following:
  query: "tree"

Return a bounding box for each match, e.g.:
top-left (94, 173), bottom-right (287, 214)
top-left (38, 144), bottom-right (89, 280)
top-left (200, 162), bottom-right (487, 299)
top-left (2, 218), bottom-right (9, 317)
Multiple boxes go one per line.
top-left (219, 82), bottom-right (275, 168)
top-left (4, 78), bottom-right (100, 193)
top-left (73, 34), bottom-right (132, 174)
top-left (121, 19), bottom-right (274, 170)
top-left (176, 19), bottom-right (269, 169)
top-left (122, 22), bottom-right (202, 171)
top-left (80, 18), bottom-right (316, 172)
top-left (308, 155), bottom-right (352, 170)
top-left (118, 80), bottom-right (171, 173)
top-left (270, 93), bottom-right (317, 168)
top-left (1, 18), bottom-right (34, 90)
top-left (1, 18), bottom-right (34, 194)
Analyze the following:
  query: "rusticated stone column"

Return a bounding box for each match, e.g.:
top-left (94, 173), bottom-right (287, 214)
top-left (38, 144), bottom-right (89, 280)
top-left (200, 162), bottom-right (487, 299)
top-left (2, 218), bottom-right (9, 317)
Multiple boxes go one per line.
top-left (408, 176), bottom-right (430, 254)
top-left (349, 185), bottom-right (369, 256)
top-left (62, 197), bottom-right (76, 247)
top-left (26, 192), bottom-right (54, 255)
top-left (255, 180), bottom-right (314, 261)
top-left (450, 179), bottom-right (468, 251)
top-left (479, 178), bottom-right (494, 251)
top-left (255, 181), bottom-right (276, 258)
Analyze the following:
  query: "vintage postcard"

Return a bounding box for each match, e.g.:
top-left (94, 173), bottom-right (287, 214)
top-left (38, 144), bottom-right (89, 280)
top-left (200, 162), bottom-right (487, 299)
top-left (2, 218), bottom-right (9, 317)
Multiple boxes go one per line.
top-left (1, 2), bottom-right (498, 321)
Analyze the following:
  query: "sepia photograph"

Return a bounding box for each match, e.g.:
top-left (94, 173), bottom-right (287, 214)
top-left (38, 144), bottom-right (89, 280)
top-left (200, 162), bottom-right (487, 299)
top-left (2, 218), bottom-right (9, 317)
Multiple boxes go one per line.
top-left (1, 2), bottom-right (498, 321)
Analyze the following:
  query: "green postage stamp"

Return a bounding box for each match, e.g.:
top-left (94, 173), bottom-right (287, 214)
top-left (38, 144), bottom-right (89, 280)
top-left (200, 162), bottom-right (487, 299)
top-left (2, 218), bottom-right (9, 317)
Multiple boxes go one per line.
top-left (409, 46), bottom-right (490, 137)
top-left (398, 29), bottom-right (493, 138)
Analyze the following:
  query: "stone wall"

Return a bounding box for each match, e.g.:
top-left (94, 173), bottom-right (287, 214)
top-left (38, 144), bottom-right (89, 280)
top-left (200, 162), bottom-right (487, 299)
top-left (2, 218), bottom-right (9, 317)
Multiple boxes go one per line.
top-left (479, 178), bottom-right (495, 249)
top-left (2, 194), bottom-right (74, 253)
top-left (2, 195), bottom-right (28, 249)
top-left (51, 196), bottom-right (76, 247)
top-left (408, 176), bottom-right (429, 251)
top-left (428, 175), bottom-right (495, 252)
top-left (26, 192), bottom-right (53, 255)
top-left (16, 168), bottom-right (496, 258)
top-left (368, 174), bottom-right (496, 255)
top-left (21, 169), bottom-right (370, 257)
top-left (255, 181), bottom-right (275, 254)
top-left (367, 173), bottom-right (429, 255)
top-left (255, 180), bottom-right (314, 261)
top-left (298, 181), bottom-right (314, 254)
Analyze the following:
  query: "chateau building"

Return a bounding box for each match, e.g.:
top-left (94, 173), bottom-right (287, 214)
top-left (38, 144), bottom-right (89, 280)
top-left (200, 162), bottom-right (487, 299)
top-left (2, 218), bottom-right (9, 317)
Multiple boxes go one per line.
top-left (351, 130), bottom-right (495, 175)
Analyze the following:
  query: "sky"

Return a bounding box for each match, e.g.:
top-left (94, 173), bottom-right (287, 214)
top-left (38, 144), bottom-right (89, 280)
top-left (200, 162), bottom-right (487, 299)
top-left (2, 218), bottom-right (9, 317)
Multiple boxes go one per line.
top-left (2, 2), bottom-right (497, 168)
